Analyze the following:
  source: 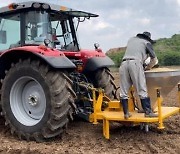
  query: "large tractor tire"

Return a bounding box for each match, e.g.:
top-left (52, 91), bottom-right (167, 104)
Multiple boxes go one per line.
top-left (1, 59), bottom-right (76, 142)
top-left (90, 68), bottom-right (117, 99)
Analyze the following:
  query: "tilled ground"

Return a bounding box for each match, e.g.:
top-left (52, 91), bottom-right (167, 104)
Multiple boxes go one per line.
top-left (0, 71), bottom-right (179, 154)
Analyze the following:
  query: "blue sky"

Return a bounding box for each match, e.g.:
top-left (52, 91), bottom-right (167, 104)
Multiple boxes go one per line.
top-left (1, 0), bottom-right (180, 52)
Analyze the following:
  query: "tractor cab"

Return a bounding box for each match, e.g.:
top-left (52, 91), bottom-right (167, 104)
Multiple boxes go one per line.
top-left (0, 2), bottom-right (98, 51)
top-left (0, 1), bottom-right (117, 142)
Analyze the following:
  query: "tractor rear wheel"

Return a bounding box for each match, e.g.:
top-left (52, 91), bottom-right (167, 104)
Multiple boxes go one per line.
top-left (1, 59), bottom-right (76, 142)
top-left (90, 68), bottom-right (117, 99)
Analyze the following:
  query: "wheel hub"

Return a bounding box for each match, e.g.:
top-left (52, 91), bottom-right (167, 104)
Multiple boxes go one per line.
top-left (10, 76), bottom-right (46, 126)
top-left (28, 95), bottom-right (38, 106)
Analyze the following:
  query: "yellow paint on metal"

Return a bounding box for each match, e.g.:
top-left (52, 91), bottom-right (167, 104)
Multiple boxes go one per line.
top-left (107, 101), bottom-right (121, 109)
top-left (103, 119), bottom-right (109, 139)
top-left (92, 88), bottom-right (98, 124)
top-left (102, 107), bottom-right (179, 139)
top-left (157, 88), bottom-right (165, 129)
top-left (161, 107), bottom-right (179, 119)
top-left (178, 83), bottom-right (180, 112)
top-left (88, 85), bottom-right (180, 139)
top-left (101, 107), bottom-right (178, 122)
top-left (96, 89), bottom-right (103, 112)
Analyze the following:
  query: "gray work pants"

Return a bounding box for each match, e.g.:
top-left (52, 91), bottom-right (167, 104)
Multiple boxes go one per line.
top-left (119, 59), bottom-right (148, 99)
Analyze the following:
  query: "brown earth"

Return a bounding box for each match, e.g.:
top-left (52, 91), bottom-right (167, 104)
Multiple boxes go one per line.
top-left (0, 71), bottom-right (179, 154)
top-left (106, 47), bottom-right (126, 55)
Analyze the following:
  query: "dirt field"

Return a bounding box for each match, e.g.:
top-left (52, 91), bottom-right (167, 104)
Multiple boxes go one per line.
top-left (0, 71), bottom-right (179, 154)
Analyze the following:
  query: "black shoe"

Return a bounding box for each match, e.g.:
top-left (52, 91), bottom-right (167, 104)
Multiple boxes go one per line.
top-left (120, 99), bottom-right (131, 119)
top-left (145, 111), bottom-right (158, 117)
top-left (124, 113), bottom-right (132, 119)
top-left (140, 97), bottom-right (158, 118)
top-left (140, 98), bottom-right (147, 111)
top-left (137, 109), bottom-right (145, 113)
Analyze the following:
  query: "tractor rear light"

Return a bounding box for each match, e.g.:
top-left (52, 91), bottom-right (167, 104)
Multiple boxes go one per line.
top-left (96, 49), bottom-right (102, 52)
top-left (42, 4), bottom-right (50, 10)
top-left (77, 64), bottom-right (83, 72)
top-left (32, 3), bottom-right (41, 9)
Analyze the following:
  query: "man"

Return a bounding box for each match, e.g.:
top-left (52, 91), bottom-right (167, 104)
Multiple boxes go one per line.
top-left (119, 31), bottom-right (158, 119)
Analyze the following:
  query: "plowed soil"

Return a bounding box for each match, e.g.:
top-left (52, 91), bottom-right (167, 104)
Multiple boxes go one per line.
top-left (0, 71), bottom-right (179, 154)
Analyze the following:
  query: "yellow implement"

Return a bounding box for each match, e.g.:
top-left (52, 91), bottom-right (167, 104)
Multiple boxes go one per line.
top-left (89, 84), bottom-right (180, 139)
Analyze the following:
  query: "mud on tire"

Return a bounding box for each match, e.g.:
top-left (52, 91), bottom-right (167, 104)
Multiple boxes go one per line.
top-left (1, 59), bottom-right (76, 142)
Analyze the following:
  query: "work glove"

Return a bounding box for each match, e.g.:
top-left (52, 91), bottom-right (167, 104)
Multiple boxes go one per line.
top-left (145, 57), bottom-right (159, 70)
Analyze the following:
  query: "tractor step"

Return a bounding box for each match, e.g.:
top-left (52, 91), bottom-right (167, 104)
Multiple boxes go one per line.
top-left (102, 106), bottom-right (179, 139)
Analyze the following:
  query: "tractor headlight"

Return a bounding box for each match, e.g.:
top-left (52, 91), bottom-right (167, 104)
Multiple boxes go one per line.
top-left (42, 4), bottom-right (50, 10)
top-left (32, 3), bottom-right (41, 9)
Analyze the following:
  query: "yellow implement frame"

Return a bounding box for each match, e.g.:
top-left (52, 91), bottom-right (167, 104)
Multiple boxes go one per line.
top-left (89, 84), bottom-right (180, 139)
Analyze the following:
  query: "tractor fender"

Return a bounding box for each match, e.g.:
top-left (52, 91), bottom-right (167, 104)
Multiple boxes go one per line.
top-left (83, 56), bottom-right (114, 72)
top-left (0, 50), bottom-right (76, 79)
top-left (0, 50), bottom-right (76, 69)
top-left (35, 53), bottom-right (76, 69)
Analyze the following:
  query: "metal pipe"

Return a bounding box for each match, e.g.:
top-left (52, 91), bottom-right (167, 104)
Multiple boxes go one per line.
top-left (157, 88), bottom-right (165, 129)
top-left (92, 88), bottom-right (98, 124)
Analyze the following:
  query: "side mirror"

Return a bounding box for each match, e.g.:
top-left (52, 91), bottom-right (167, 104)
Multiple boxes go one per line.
top-left (0, 30), bottom-right (7, 44)
top-left (94, 43), bottom-right (100, 49)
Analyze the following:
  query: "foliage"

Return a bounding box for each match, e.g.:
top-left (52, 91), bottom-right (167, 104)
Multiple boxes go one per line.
top-left (107, 51), bottom-right (125, 67)
top-left (154, 34), bottom-right (180, 52)
top-left (156, 51), bottom-right (180, 66)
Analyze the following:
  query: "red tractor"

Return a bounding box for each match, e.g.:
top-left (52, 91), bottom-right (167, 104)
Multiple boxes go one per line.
top-left (0, 2), bottom-right (116, 141)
